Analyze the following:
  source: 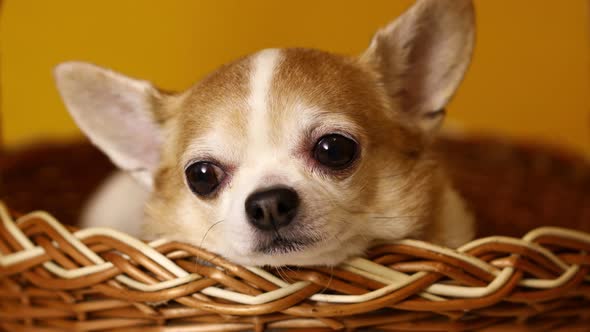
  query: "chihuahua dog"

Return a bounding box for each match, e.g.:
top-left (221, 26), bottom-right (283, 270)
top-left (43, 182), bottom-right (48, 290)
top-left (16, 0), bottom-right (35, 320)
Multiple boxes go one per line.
top-left (54, 0), bottom-right (475, 267)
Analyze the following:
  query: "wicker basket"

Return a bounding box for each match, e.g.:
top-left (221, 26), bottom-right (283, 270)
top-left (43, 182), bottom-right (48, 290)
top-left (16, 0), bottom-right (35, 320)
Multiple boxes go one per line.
top-left (1, 136), bottom-right (589, 332)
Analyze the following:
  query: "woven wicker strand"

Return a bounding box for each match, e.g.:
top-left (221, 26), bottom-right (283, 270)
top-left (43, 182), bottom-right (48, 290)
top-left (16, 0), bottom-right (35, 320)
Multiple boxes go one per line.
top-left (1, 201), bottom-right (590, 331)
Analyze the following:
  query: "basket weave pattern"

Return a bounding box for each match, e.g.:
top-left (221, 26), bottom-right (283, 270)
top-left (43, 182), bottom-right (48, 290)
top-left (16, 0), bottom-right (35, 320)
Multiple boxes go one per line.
top-left (1, 202), bottom-right (590, 331)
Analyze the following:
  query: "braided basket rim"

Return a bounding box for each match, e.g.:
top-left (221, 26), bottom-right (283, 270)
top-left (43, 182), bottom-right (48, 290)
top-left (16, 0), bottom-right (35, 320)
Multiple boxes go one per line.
top-left (2, 200), bottom-right (589, 315)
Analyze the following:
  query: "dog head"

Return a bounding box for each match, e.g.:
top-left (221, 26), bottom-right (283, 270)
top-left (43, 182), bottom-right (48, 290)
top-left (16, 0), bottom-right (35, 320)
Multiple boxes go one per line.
top-left (55, 0), bottom-right (474, 266)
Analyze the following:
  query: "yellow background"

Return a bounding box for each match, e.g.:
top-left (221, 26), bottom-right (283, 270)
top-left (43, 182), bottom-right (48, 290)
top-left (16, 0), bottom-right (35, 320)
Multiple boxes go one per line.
top-left (2, 1), bottom-right (589, 154)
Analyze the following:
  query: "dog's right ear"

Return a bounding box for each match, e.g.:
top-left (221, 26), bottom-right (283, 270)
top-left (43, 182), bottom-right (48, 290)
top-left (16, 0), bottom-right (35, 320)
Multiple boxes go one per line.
top-left (362, 0), bottom-right (475, 134)
top-left (54, 62), bottom-right (164, 188)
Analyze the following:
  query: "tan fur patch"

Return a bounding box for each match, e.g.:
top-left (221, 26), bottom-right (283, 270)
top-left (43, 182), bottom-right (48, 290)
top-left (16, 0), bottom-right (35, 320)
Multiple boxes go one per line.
top-left (270, 48), bottom-right (440, 238)
top-left (143, 56), bottom-right (252, 240)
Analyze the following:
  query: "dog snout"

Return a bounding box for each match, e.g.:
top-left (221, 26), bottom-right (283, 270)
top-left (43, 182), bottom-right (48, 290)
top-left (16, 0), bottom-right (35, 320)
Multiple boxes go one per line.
top-left (245, 186), bottom-right (300, 231)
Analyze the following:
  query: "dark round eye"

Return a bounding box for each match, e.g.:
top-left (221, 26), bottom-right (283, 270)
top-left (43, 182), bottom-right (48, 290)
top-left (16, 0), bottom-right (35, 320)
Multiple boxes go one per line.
top-left (313, 134), bottom-right (358, 169)
top-left (185, 161), bottom-right (225, 197)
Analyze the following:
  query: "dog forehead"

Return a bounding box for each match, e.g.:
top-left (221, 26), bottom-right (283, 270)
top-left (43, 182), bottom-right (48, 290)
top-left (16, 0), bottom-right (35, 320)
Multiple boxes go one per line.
top-left (174, 48), bottom-right (386, 160)
top-left (174, 56), bottom-right (251, 150)
top-left (269, 48), bottom-right (385, 128)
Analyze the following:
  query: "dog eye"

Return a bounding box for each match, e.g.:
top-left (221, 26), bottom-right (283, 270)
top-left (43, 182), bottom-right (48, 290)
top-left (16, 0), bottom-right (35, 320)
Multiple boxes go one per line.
top-left (185, 161), bottom-right (225, 196)
top-left (313, 134), bottom-right (358, 169)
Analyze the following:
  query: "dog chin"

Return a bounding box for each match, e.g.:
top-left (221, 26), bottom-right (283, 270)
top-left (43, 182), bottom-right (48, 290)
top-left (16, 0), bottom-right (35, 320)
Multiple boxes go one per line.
top-left (223, 237), bottom-right (368, 267)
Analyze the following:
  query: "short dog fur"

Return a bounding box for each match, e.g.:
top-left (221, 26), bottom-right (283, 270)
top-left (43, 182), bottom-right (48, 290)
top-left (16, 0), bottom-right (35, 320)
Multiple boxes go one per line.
top-left (55, 0), bottom-right (475, 267)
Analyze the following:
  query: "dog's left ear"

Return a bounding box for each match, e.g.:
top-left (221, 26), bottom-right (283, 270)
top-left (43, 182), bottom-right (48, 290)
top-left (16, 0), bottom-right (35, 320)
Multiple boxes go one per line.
top-left (54, 62), bottom-right (166, 188)
top-left (362, 0), bottom-right (475, 133)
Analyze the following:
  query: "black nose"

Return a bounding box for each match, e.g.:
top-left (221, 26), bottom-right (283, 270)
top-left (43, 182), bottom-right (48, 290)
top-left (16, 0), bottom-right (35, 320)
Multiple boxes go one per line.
top-left (245, 187), bottom-right (300, 231)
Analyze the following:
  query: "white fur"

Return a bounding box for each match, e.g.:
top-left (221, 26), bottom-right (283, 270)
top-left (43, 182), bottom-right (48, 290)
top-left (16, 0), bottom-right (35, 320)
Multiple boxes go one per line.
top-left (248, 49), bottom-right (280, 146)
top-left (436, 186), bottom-right (475, 248)
top-left (225, 49), bottom-right (285, 254)
top-left (81, 171), bottom-right (148, 236)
